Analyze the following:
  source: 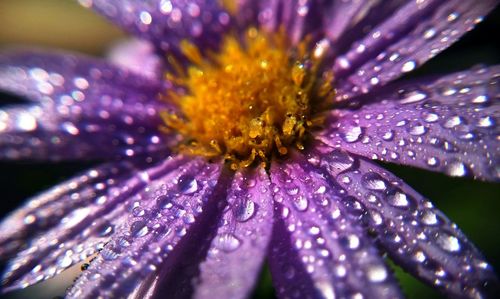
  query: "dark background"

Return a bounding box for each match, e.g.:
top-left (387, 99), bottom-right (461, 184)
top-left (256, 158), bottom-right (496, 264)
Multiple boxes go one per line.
top-left (0, 1), bottom-right (499, 298)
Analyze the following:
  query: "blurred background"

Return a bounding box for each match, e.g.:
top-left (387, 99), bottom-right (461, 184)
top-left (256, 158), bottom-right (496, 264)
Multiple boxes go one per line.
top-left (0, 1), bottom-right (499, 298)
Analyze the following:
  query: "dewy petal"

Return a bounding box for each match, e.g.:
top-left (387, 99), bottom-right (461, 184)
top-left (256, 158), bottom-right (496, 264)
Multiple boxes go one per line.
top-left (318, 66), bottom-right (500, 181)
top-left (66, 159), bottom-right (228, 298)
top-left (0, 50), bottom-right (171, 160)
top-left (323, 0), bottom-right (403, 49)
top-left (78, 0), bottom-right (231, 55)
top-left (0, 49), bottom-right (162, 103)
top-left (268, 154), bottom-right (403, 299)
top-left (192, 167), bottom-right (273, 299)
top-left (107, 38), bottom-right (164, 81)
top-left (332, 0), bottom-right (499, 101)
top-left (0, 159), bottom-right (141, 258)
top-left (1, 155), bottom-right (187, 292)
top-left (312, 146), bottom-right (499, 298)
top-left (255, 0), bottom-right (324, 44)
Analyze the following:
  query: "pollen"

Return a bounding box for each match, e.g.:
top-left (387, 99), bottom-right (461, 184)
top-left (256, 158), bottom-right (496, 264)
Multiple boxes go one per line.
top-left (161, 28), bottom-right (334, 170)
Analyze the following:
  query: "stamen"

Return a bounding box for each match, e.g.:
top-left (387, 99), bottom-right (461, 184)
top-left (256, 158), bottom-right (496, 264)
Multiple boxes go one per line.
top-left (161, 28), bottom-right (334, 169)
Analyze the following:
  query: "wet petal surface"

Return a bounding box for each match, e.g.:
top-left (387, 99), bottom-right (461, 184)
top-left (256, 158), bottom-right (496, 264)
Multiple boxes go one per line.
top-left (332, 0), bottom-right (498, 101)
top-left (319, 66), bottom-right (500, 181)
top-left (0, 50), bottom-right (170, 160)
top-left (311, 146), bottom-right (499, 298)
top-left (1, 155), bottom-right (186, 291)
top-left (269, 154), bottom-right (402, 299)
top-left (193, 167), bottom-right (273, 299)
top-left (66, 158), bottom-right (226, 298)
top-left (78, 0), bottom-right (231, 56)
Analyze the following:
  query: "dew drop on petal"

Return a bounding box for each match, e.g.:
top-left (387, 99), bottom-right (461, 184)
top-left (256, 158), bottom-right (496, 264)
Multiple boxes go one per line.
top-left (366, 264), bottom-right (387, 282)
top-left (401, 60), bottom-right (416, 73)
top-left (446, 161), bottom-right (467, 177)
top-left (436, 233), bottom-right (461, 252)
top-left (130, 220), bottom-right (149, 238)
top-left (177, 175), bottom-right (199, 194)
top-left (340, 124), bottom-right (363, 143)
top-left (215, 233), bottom-right (241, 252)
top-left (362, 173), bottom-right (387, 191)
top-left (399, 90), bottom-right (428, 104)
top-left (419, 210), bottom-right (439, 225)
top-left (234, 199), bottom-right (256, 222)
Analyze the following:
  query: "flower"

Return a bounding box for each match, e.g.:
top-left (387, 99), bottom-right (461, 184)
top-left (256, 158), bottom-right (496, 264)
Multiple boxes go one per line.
top-left (0, 0), bottom-right (499, 298)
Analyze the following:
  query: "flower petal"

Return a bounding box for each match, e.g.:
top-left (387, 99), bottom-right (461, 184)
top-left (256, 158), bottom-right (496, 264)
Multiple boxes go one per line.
top-left (78, 0), bottom-right (231, 55)
top-left (254, 0), bottom-right (324, 44)
top-left (332, 0), bottom-right (499, 101)
top-left (318, 66), bottom-right (500, 181)
top-left (313, 146), bottom-right (499, 298)
top-left (0, 49), bottom-right (162, 103)
top-left (0, 50), bottom-right (171, 161)
top-left (66, 159), bottom-right (228, 298)
top-left (268, 154), bottom-right (403, 299)
top-left (1, 155), bottom-right (187, 292)
top-left (192, 167), bottom-right (273, 299)
top-left (107, 38), bottom-right (164, 80)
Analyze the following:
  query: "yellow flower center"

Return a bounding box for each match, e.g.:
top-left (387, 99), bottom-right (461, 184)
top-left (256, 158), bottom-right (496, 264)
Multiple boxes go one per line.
top-left (161, 28), bottom-right (334, 170)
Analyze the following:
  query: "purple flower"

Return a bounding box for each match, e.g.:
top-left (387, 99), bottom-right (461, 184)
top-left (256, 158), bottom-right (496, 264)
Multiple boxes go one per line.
top-left (0, 0), bottom-right (499, 298)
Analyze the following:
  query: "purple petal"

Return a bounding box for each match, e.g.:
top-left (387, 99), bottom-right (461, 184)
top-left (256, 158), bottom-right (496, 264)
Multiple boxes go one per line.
top-left (332, 0), bottom-right (499, 101)
top-left (318, 66), bottom-right (500, 181)
top-left (107, 38), bottom-right (164, 80)
top-left (0, 49), bottom-right (162, 102)
top-left (1, 155), bottom-right (188, 291)
top-left (313, 146), bottom-right (499, 298)
top-left (255, 0), bottom-right (324, 44)
top-left (66, 159), bottom-right (227, 298)
top-left (0, 160), bottom-right (139, 258)
top-left (78, 0), bottom-right (231, 55)
top-left (192, 167), bottom-right (273, 299)
top-left (323, 0), bottom-right (405, 53)
top-left (0, 50), bottom-right (171, 160)
top-left (268, 154), bottom-right (403, 299)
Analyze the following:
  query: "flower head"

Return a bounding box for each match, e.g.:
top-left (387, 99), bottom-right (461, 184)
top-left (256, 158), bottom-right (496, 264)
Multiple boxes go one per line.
top-left (0, 1), bottom-right (499, 299)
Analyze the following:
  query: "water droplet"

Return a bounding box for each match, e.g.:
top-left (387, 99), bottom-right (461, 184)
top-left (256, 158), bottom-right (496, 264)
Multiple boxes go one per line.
top-left (366, 264), bottom-right (387, 282)
top-left (308, 226), bottom-right (321, 236)
top-left (292, 195), bottom-right (309, 211)
top-left (157, 194), bottom-right (175, 209)
top-left (215, 233), bottom-right (241, 252)
top-left (419, 210), bottom-right (439, 225)
top-left (422, 112), bottom-right (439, 123)
top-left (234, 199), bottom-right (256, 222)
top-left (382, 130), bottom-right (394, 141)
top-left (409, 124), bottom-right (427, 136)
top-left (286, 185), bottom-right (299, 195)
top-left (446, 161), bottom-right (467, 177)
top-left (426, 157), bottom-right (439, 167)
top-left (132, 207), bottom-right (146, 217)
top-left (477, 116), bottom-right (494, 128)
top-left (97, 222), bottom-right (115, 237)
top-left (326, 149), bottom-right (355, 172)
top-left (177, 175), bottom-right (199, 194)
top-left (401, 60), bottom-right (416, 73)
top-left (340, 124), bottom-right (363, 143)
top-left (443, 116), bottom-right (462, 128)
top-left (130, 220), bottom-right (149, 237)
top-left (386, 190), bottom-right (410, 208)
top-left (57, 255), bottom-right (73, 269)
top-left (341, 234), bottom-right (360, 250)
top-left (362, 173), bottom-right (387, 191)
top-left (436, 233), bottom-right (461, 252)
top-left (399, 90), bottom-right (428, 104)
